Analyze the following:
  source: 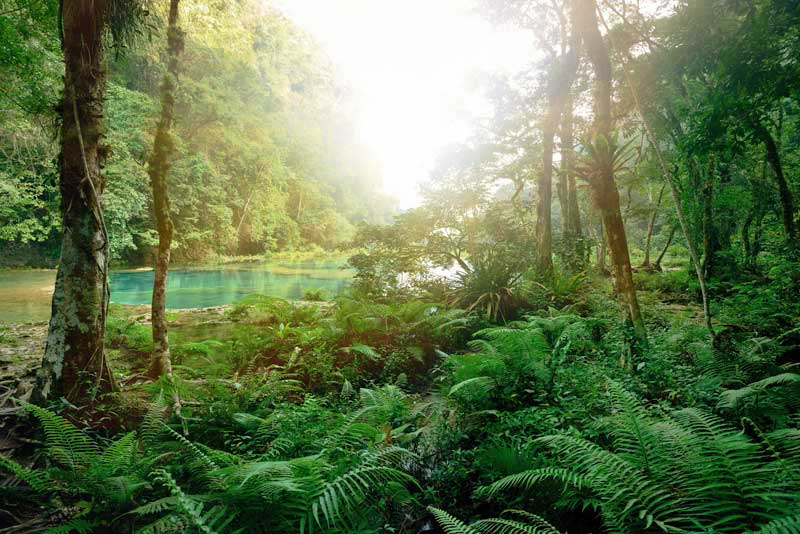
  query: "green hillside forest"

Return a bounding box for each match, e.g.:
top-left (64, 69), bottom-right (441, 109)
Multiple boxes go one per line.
top-left (1, 0), bottom-right (799, 533)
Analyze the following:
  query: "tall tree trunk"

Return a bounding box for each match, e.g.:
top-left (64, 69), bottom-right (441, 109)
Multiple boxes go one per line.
top-left (702, 156), bottom-right (717, 279)
top-left (535, 100), bottom-right (558, 274)
top-left (33, 1), bottom-right (116, 405)
top-left (595, 220), bottom-right (608, 273)
top-left (148, 0), bottom-right (184, 378)
top-left (598, 12), bottom-right (715, 341)
top-left (574, 0), bottom-right (647, 342)
top-left (536, 40), bottom-right (579, 274)
top-left (754, 120), bottom-right (797, 245)
top-left (560, 87), bottom-right (584, 269)
top-left (654, 225), bottom-right (676, 270)
top-left (640, 183), bottom-right (666, 270)
top-left (742, 209), bottom-right (753, 269)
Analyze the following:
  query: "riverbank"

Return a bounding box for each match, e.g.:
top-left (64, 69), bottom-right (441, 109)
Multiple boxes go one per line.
top-left (0, 300), bottom-right (334, 401)
top-left (0, 257), bottom-right (354, 323)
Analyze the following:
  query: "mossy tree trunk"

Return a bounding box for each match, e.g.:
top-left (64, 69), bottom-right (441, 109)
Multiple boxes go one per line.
top-left (33, 1), bottom-right (116, 405)
top-left (574, 0), bottom-right (647, 343)
top-left (148, 0), bottom-right (184, 378)
top-left (754, 120), bottom-right (797, 247)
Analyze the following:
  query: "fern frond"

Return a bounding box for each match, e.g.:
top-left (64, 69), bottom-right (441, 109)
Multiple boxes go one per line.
top-left (44, 518), bottom-right (97, 534)
top-left (320, 406), bottom-right (380, 451)
top-left (479, 467), bottom-right (588, 498)
top-left (136, 514), bottom-right (187, 534)
top-left (131, 496), bottom-right (179, 516)
top-left (472, 515), bottom-right (562, 534)
top-left (152, 469), bottom-right (230, 534)
top-left (755, 514), bottom-right (800, 534)
top-left (162, 424), bottom-right (219, 473)
top-left (344, 343), bottom-right (382, 361)
top-left (449, 376), bottom-right (496, 399)
top-left (0, 451), bottom-right (49, 492)
top-left (310, 465), bottom-right (418, 530)
top-left (765, 429), bottom-right (800, 464)
top-left (361, 445), bottom-right (418, 467)
top-left (428, 506), bottom-right (480, 534)
top-left (213, 459), bottom-right (297, 501)
top-left (24, 403), bottom-right (99, 472)
top-left (103, 475), bottom-right (151, 504)
top-left (140, 394), bottom-right (169, 446)
top-left (98, 431), bottom-right (138, 476)
top-left (602, 381), bottom-right (660, 473)
top-left (718, 373), bottom-right (800, 410)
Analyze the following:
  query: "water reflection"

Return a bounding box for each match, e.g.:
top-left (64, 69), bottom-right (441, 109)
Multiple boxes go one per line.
top-left (0, 260), bottom-right (353, 323)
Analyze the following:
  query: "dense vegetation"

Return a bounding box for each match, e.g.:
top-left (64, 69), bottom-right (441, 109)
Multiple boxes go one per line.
top-left (0, 0), bottom-right (392, 267)
top-left (1, 0), bottom-right (800, 533)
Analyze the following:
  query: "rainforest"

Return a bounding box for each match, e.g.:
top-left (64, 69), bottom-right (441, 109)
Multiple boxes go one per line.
top-left (1, 0), bottom-right (799, 533)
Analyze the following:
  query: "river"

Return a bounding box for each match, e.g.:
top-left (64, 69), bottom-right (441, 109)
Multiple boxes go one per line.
top-left (0, 259), bottom-right (353, 324)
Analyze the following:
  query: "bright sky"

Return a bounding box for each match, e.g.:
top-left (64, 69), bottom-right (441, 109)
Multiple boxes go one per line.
top-left (270, 0), bottom-right (535, 208)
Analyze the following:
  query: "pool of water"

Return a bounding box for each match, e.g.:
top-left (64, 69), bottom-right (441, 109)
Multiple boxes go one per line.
top-left (0, 259), bottom-right (353, 324)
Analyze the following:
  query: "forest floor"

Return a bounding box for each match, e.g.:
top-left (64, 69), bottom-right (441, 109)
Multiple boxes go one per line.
top-left (0, 306), bottom-right (229, 400)
top-left (0, 301), bottom-right (335, 401)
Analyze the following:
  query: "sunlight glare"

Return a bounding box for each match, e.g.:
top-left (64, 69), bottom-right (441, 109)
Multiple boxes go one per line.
top-left (270, 0), bottom-right (535, 208)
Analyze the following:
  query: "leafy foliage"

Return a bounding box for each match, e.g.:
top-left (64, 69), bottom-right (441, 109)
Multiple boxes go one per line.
top-left (481, 381), bottom-right (800, 533)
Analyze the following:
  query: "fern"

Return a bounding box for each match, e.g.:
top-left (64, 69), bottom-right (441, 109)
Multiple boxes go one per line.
top-left (344, 343), bottom-right (382, 361)
top-left (24, 403), bottom-right (99, 472)
top-left (428, 506), bottom-right (480, 534)
top-left (309, 464), bottom-right (418, 531)
top-left (320, 406), bottom-right (380, 452)
top-left (152, 469), bottom-right (236, 534)
top-left (162, 424), bottom-right (219, 473)
top-left (756, 514), bottom-right (800, 534)
top-left (473, 515), bottom-right (562, 534)
top-left (98, 431), bottom-right (138, 475)
top-left (44, 519), bottom-right (98, 534)
top-left (449, 376), bottom-right (496, 399)
top-left (718, 372), bottom-right (800, 411)
top-left (131, 496), bottom-right (180, 516)
top-left (140, 393), bottom-right (169, 446)
top-left (480, 380), bottom-right (800, 533)
top-left (0, 451), bottom-right (49, 492)
top-left (429, 507), bottom-right (563, 534)
top-left (359, 384), bottom-right (408, 422)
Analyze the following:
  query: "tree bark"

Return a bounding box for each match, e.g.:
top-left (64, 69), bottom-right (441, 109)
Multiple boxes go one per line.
top-left (654, 225), bottom-right (676, 270)
top-left (742, 208), bottom-right (753, 268)
top-left (640, 183), bottom-right (666, 270)
top-left (754, 120), bottom-right (797, 245)
top-left (597, 10), bottom-right (715, 340)
top-left (702, 156), bottom-right (717, 279)
top-left (560, 85), bottom-right (585, 269)
top-left (148, 0), bottom-right (184, 378)
top-left (574, 0), bottom-right (647, 343)
top-left (33, 1), bottom-right (116, 405)
top-left (535, 37), bottom-right (579, 274)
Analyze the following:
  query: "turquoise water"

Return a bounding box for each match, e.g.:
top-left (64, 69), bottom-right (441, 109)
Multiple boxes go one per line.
top-left (0, 260), bottom-right (353, 323)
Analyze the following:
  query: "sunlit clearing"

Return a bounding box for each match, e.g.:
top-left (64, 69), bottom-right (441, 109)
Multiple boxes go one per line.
top-left (271, 0), bottom-right (535, 208)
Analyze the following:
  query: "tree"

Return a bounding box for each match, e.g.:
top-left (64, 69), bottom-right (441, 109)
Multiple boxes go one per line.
top-left (557, 89), bottom-right (585, 270)
top-left (535, 7), bottom-right (579, 273)
top-left (147, 0), bottom-right (184, 378)
top-left (573, 0), bottom-right (646, 343)
top-left (32, 1), bottom-right (144, 405)
top-left (639, 183), bottom-right (665, 270)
